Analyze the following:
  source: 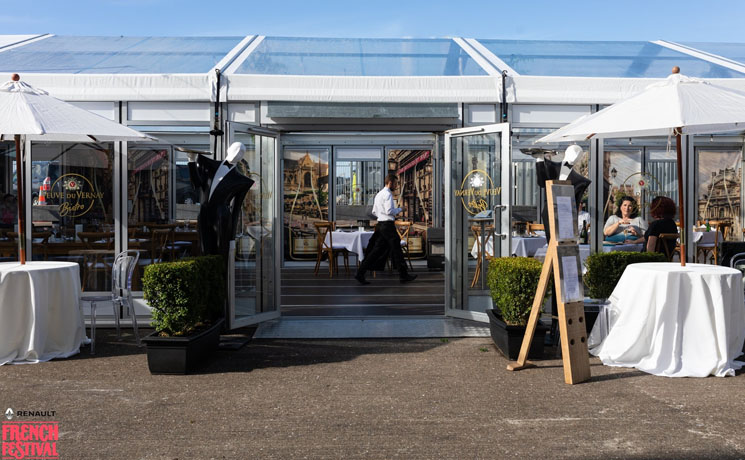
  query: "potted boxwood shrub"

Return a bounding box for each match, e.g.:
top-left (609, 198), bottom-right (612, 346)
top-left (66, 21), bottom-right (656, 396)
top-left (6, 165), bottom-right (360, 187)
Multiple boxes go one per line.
top-left (486, 257), bottom-right (549, 360)
top-left (583, 251), bottom-right (666, 333)
top-left (142, 255), bottom-right (226, 374)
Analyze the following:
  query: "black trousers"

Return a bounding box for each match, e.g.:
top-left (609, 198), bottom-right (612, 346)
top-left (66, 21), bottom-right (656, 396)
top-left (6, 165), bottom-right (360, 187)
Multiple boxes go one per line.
top-left (356, 221), bottom-right (409, 278)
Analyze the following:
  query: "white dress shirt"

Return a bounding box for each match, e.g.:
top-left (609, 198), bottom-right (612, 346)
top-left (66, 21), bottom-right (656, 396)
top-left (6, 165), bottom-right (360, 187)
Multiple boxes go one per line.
top-left (372, 187), bottom-right (401, 221)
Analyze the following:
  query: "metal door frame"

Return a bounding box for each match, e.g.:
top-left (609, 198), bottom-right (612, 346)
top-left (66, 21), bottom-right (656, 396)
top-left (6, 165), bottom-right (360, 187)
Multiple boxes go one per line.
top-left (444, 123), bottom-right (511, 322)
top-left (227, 122), bottom-right (281, 328)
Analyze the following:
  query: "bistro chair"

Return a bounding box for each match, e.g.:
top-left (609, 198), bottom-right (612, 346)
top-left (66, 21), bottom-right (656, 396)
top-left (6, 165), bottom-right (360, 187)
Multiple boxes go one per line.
top-left (394, 221), bottom-right (414, 272)
top-left (80, 250), bottom-right (140, 354)
top-left (527, 222), bottom-right (544, 234)
top-left (696, 226), bottom-right (723, 264)
top-left (78, 231), bottom-right (115, 291)
top-left (655, 233), bottom-right (680, 262)
top-left (470, 224), bottom-right (495, 288)
top-left (313, 221), bottom-right (350, 277)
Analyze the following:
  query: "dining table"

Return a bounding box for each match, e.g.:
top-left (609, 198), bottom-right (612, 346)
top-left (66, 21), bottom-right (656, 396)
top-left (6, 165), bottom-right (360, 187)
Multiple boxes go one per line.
top-left (0, 261), bottom-right (86, 365)
top-left (325, 230), bottom-right (374, 261)
top-left (588, 263), bottom-right (745, 377)
top-left (469, 234), bottom-right (548, 258)
top-left (534, 243), bottom-right (644, 274)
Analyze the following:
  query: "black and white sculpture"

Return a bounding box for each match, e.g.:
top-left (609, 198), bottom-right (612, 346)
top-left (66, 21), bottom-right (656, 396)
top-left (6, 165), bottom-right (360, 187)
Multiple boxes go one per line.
top-left (188, 142), bottom-right (255, 261)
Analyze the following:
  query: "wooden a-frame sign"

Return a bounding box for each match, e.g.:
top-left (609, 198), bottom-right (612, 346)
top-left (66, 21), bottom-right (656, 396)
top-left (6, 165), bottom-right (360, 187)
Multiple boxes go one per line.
top-left (506, 180), bottom-right (591, 384)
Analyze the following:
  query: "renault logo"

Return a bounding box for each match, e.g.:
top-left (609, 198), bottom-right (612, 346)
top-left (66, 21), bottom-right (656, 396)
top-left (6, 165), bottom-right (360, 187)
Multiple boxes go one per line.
top-left (4, 408), bottom-right (13, 420)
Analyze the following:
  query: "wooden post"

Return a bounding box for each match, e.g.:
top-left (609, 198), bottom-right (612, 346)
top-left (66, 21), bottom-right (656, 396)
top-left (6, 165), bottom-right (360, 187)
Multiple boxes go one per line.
top-left (506, 180), bottom-right (591, 384)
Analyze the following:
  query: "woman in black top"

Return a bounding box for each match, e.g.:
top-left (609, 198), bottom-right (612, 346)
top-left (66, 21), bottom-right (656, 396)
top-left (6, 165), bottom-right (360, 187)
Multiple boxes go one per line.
top-left (645, 196), bottom-right (678, 253)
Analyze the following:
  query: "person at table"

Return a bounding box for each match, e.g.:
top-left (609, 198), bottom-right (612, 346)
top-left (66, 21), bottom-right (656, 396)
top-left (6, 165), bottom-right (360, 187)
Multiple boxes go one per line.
top-left (354, 174), bottom-right (416, 285)
top-left (645, 196), bottom-right (678, 253)
top-left (603, 196), bottom-right (647, 243)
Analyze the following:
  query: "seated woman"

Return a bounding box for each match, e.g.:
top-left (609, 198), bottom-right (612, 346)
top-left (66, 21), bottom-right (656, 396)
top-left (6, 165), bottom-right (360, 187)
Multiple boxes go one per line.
top-left (645, 196), bottom-right (678, 253)
top-left (603, 196), bottom-right (647, 243)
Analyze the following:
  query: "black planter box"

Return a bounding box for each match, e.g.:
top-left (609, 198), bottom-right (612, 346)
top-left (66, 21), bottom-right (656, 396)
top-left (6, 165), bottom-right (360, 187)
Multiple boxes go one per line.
top-left (486, 309), bottom-right (547, 360)
top-left (142, 318), bottom-right (224, 375)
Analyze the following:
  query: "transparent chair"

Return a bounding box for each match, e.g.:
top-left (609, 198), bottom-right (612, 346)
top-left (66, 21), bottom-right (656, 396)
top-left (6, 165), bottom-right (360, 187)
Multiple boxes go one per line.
top-left (80, 250), bottom-right (141, 354)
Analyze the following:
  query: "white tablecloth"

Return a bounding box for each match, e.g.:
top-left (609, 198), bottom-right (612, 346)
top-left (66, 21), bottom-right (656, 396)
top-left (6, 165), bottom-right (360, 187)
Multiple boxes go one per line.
top-left (470, 236), bottom-right (548, 258)
top-left (0, 262), bottom-right (85, 365)
top-left (589, 263), bottom-right (745, 377)
top-left (325, 231), bottom-right (374, 261)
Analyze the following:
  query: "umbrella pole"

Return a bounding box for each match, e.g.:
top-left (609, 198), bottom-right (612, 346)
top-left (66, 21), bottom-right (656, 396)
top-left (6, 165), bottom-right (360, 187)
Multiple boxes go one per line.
top-left (675, 130), bottom-right (686, 267)
top-left (14, 135), bottom-right (26, 264)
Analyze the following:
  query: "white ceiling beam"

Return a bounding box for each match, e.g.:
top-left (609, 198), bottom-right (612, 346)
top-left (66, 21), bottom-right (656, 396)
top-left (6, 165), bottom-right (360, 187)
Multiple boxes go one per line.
top-left (653, 40), bottom-right (745, 75)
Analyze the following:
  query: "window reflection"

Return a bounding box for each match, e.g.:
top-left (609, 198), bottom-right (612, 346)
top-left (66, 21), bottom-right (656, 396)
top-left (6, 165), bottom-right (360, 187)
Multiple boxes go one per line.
top-left (127, 146), bottom-right (205, 290)
top-left (283, 148), bottom-right (329, 260)
top-left (30, 142), bottom-right (114, 291)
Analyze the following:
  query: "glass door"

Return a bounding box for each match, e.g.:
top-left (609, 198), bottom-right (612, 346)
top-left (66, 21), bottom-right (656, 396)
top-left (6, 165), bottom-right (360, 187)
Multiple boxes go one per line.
top-left (444, 124), bottom-right (510, 321)
top-left (227, 122), bottom-right (280, 328)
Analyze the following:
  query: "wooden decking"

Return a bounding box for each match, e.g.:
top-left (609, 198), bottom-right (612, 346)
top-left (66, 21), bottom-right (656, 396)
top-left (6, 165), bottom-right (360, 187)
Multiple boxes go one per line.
top-left (280, 263), bottom-right (445, 316)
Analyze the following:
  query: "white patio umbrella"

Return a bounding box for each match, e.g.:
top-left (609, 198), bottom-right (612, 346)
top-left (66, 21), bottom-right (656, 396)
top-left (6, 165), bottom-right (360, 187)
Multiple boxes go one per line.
top-left (536, 69), bottom-right (745, 265)
top-left (0, 74), bottom-right (152, 264)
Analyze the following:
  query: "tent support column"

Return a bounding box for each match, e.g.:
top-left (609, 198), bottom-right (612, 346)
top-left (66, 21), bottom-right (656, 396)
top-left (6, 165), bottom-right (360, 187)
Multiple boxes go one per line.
top-left (675, 129), bottom-right (686, 266)
top-left (14, 135), bottom-right (25, 264)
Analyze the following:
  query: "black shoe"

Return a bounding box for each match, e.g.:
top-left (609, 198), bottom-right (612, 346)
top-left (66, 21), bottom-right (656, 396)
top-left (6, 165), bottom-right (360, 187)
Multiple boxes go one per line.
top-left (400, 274), bottom-right (417, 283)
top-left (355, 274), bottom-right (370, 285)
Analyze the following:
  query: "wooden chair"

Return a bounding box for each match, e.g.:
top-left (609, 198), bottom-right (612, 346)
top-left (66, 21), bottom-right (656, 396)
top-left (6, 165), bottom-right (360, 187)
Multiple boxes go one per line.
top-left (710, 220), bottom-right (731, 242)
top-left (696, 226), bottom-right (723, 264)
top-left (78, 232), bottom-right (115, 291)
top-left (527, 222), bottom-right (544, 234)
top-left (470, 224), bottom-right (495, 288)
top-left (655, 233), bottom-right (680, 262)
top-left (395, 221), bottom-right (414, 272)
top-left (313, 222), bottom-right (349, 277)
top-left (7, 231), bottom-right (51, 260)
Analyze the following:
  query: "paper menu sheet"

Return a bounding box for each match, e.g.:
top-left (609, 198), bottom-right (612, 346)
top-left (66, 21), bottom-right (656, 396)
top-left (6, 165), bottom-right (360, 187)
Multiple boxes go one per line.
top-left (561, 255), bottom-right (582, 303)
top-left (556, 196), bottom-right (575, 240)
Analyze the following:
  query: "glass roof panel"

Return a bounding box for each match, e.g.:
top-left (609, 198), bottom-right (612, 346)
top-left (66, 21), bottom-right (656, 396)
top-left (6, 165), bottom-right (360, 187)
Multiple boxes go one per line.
top-left (477, 40), bottom-right (745, 78)
top-left (234, 37), bottom-right (487, 76)
top-left (680, 42), bottom-right (745, 66)
top-left (0, 36), bottom-right (243, 74)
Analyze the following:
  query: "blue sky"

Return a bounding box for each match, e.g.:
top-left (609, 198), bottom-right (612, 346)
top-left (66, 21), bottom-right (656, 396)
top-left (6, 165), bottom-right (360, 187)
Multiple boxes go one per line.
top-left (2, 0), bottom-right (744, 42)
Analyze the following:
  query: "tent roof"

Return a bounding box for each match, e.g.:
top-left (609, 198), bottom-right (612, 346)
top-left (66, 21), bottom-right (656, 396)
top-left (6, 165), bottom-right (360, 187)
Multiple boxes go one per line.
top-left (2, 34), bottom-right (745, 103)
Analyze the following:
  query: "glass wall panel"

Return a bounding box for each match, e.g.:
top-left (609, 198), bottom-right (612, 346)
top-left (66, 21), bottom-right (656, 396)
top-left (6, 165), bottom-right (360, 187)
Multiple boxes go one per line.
top-left (388, 149), bottom-right (433, 257)
top-left (603, 146), bottom-right (642, 227)
top-left (0, 36), bottom-right (243, 74)
top-left (235, 37), bottom-right (486, 76)
top-left (126, 144), bottom-right (207, 290)
top-left (283, 147), bottom-right (329, 260)
top-left (31, 142), bottom-right (114, 291)
top-left (477, 40), bottom-right (745, 78)
top-left (333, 152), bottom-right (383, 228)
top-left (0, 142), bottom-right (18, 261)
top-left (512, 132), bottom-right (591, 236)
top-left (695, 146), bottom-right (742, 238)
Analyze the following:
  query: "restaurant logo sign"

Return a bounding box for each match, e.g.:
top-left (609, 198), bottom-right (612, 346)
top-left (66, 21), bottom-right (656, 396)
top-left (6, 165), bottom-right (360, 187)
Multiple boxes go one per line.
top-left (454, 169), bottom-right (501, 215)
top-left (48, 173), bottom-right (103, 218)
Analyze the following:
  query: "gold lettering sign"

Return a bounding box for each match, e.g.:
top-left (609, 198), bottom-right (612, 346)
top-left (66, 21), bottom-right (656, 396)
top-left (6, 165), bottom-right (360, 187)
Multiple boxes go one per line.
top-left (455, 169), bottom-right (501, 215)
top-left (49, 173), bottom-right (101, 217)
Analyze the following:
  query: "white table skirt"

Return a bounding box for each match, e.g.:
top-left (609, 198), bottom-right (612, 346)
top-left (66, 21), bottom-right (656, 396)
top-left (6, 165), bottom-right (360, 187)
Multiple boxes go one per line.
top-left (589, 263), bottom-right (745, 377)
top-left (325, 231), bottom-right (374, 261)
top-left (0, 262), bottom-right (85, 365)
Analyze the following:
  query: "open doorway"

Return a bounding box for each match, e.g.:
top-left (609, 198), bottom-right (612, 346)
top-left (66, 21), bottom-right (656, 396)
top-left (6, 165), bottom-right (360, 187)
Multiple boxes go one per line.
top-left (280, 137), bottom-right (445, 317)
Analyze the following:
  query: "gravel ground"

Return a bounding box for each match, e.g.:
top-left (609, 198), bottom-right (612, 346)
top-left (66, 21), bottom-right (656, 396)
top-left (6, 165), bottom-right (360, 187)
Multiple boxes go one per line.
top-left (2, 329), bottom-right (744, 459)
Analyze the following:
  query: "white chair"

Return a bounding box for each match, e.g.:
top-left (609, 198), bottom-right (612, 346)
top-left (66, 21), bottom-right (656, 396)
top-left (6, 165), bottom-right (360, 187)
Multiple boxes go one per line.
top-left (80, 250), bottom-right (140, 354)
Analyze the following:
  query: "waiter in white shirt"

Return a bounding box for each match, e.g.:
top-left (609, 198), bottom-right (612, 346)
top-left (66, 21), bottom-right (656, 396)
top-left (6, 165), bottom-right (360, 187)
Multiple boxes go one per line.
top-left (355, 174), bottom-right (417, 285)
